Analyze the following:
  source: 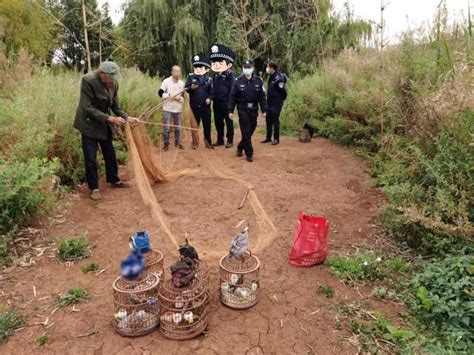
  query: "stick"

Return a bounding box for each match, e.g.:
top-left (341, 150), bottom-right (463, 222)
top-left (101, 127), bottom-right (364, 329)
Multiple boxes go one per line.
top-left (139, 121), bottom-right (200, 131)
top-left (238, 188), bottom-right (249, 209)
top-left (74, 329), bottom-right (99, 338)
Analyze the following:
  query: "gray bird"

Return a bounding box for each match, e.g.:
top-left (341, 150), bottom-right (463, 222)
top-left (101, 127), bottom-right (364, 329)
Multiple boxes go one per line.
top-left (229, 224), bottom-right (249, 260)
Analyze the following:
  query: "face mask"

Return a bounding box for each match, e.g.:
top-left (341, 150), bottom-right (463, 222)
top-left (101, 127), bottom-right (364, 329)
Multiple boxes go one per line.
top-left (243, 68), bottom-right (254, 76)
top-left (266, 67), bottom-right (271, 74)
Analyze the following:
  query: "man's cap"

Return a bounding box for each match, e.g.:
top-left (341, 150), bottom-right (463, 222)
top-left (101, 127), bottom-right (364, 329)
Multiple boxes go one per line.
top-left (209, 44), bottom-right (236, 62)
top-left (99, 61), bottom-right (120, 79)
top-left (242, 59), bottom-right (255, 67)
top-left (192, 55), bottom-right (211, 68)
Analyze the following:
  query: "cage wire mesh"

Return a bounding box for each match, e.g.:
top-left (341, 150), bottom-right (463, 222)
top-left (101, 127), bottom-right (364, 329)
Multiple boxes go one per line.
top-left (158, 278), bottom-right (208, 340)
top-left (113, 273), bottom-right (160, 337)
top-left (219, 251), bottom-right (260, 309)
top-left (143, 248), bottom-right (165, 281)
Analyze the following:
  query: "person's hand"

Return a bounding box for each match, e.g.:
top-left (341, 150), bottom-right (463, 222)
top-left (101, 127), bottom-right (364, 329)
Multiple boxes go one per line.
top-left (191, 83), bottom-right (199, 90)
top-left (128, 117), bottom-right (140, 127)
top-left (229, 113), bottom-right (234, 120)
top-left (177, 96), bottom-right (184, 103)
top-left (107, 116), bottom-right (126, 126)
top-left (205, 98), bottom-right (211, 105)
top-left (262, 112), bottom-right (267, 118)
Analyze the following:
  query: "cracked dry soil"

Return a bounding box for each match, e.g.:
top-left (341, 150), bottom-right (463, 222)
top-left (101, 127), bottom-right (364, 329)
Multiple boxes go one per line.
top-left (1, 134), bottom-right (403, 354)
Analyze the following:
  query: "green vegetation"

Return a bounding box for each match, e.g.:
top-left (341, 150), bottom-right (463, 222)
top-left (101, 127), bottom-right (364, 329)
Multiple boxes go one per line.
top-left (0, 307), bottom-right (25, 342)
top-left (36, 334), bottom-right (49, 347)
top-left (56, 234), bottom-right (91, 261)
top-left (120, 0), bottom-right (372, 75)
top-left (407, 255), bottom-right (473, 351)
top-left (316, 284), bottom-right (334, 298)
top-left (327, 251), bottom-right (407, 284)
top-left (81, 262), bottom-right (100, 274)
top-left (57, 286), bottom-right (89, 308)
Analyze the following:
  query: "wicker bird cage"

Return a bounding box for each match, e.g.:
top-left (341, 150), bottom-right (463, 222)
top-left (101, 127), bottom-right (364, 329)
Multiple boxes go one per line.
top-left (219, 252), bottom-right (260, 309)
top-left (158, 278), bottom-right (208, 340)
top-left (143, 249), bottom-right (164, 281)
top-left (195, 260), bottom-right (210, 302)
top-left (112, 273), bottom-right (160, 337)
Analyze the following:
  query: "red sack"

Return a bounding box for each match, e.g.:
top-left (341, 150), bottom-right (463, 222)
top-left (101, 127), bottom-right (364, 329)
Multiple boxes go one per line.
top-left (288, 212), bottom-right (329, 266)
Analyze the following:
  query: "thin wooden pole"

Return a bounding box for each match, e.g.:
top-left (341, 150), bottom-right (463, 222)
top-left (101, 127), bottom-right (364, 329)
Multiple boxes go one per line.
top-left (99, 10), bottom-right (102, 63)
top-left (81, 0), bottom-right (92, 72)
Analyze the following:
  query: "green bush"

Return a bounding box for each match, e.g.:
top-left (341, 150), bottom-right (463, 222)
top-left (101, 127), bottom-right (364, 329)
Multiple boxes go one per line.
top-left (0, 158), bottom-right (59, 235)
top-left (56, 235), bottom-right (91, 261)
top-left (0, 308), bottom-right (25, 342)
top-left (408, 254), bottom-right (473, 351)
top-left (57, 286), bottom-right (89, 308)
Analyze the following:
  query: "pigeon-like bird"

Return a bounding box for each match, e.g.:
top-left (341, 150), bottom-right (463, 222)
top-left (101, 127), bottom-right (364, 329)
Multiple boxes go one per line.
top-left (229, 225), bottom-right (249, 260)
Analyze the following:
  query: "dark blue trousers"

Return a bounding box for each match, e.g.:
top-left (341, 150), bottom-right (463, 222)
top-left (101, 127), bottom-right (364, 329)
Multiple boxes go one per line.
top-left (81, 133), bottom-right (119, 190)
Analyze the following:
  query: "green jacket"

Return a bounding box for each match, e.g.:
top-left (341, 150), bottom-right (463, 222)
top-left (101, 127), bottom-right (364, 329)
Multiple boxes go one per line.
top-left (73, 71), bottom-right (128, 140)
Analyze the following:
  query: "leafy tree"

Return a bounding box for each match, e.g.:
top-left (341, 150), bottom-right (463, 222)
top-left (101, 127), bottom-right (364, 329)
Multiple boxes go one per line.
top-left (46, 0), bottom-right (116, 70)
top-left (120, 0), bottom-right (373, 76)
top-left (0, 0), bottom-right (57, 61)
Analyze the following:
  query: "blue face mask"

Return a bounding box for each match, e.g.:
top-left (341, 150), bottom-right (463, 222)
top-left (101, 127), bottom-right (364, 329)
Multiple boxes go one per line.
top-left (243, 68), bottom-right (254, 76)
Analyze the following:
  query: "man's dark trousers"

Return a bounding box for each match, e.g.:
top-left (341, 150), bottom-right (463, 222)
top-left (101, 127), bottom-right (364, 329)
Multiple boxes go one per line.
top-left (214, 100), bottom-right (234, 144)
top-left (237, 108), bottom-right (258, 158)
top-left (265, 103), bottom-right (283, 141)
top-left (81, 132), bottom-right (119, 190)
top-left (192, 104), bottom-right (212, 146)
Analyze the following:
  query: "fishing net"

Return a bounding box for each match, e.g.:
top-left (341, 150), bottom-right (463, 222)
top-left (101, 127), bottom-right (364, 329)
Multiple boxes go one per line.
top-left (125, 94), bottom-right (277, 259)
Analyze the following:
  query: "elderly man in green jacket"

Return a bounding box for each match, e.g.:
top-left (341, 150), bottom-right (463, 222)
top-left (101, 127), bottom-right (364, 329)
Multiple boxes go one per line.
top-left (74, 61), bottom-right (139, 201)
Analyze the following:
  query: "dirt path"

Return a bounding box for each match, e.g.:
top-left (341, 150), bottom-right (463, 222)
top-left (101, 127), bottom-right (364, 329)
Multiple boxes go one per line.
top-left (1, 133), bottom-right (398, 354)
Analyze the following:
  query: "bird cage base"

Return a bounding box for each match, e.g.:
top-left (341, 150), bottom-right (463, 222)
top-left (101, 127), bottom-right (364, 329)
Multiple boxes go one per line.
top-left (219, 252), bottom-right (260, 310)
top-left (112, 274), bottom-right (160, 337)
top-left (158, 278), bottom-right (208, 340)
top-left (143, 248), bottom-right (164, 281)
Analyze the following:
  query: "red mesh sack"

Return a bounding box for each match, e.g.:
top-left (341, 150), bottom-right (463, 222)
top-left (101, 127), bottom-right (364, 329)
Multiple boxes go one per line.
top-left (288, 212), bottom-right (329, 266)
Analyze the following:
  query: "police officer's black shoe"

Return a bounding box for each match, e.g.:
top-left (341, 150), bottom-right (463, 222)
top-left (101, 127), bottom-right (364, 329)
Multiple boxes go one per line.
top-left (225, 142), bottom-right (233, 148)
top-left (246, 156), bottom-right (253, 162)
top-left (261, 139), bottom-right (271, 144)
top-left (236, 149), bottom-right (243, 157)
top-left (271, 140), bottom-right (280, 145)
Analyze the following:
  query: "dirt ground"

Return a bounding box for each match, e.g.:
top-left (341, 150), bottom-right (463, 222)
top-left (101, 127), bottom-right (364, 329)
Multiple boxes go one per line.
top-left (1, 130), bottom-right (403, 354)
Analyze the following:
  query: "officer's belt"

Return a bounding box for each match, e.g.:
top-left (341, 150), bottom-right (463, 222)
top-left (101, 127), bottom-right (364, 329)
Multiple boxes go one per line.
top-left (237, 102), bottom-right (258, 110)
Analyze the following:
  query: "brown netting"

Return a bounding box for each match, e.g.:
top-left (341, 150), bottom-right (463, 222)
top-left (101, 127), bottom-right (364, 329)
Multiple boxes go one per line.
top-left (125, 94), bottom-right (277, 258)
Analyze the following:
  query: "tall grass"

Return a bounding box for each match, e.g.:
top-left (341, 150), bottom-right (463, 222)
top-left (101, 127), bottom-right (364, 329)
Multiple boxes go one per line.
top-left (0, 67), bottom-right (160, 251)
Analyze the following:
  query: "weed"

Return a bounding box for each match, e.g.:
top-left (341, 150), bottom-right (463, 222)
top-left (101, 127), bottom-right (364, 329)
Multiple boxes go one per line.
top-left (57, 286), bottom-right (88, 308)
top-left (0, 308), bottom-right (25, 342)
top-left (326, 251), bottom-right (407, 284)
top-left (36, 334), bottom-right (49, 347)
top-left (81, 262), bottom-right (100, 274)
top-left (316, 284), bottom-right (334, 298)
top-left (56, 234), bottom-right (90, 261)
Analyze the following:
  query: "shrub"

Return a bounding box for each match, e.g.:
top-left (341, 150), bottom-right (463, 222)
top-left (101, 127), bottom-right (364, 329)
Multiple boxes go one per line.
top-left (0, 158), bottom-right (59, 235)
top-left (408, 254), bottom-right (473, 351)
top-left (56, 234), bottom-right (91, 261)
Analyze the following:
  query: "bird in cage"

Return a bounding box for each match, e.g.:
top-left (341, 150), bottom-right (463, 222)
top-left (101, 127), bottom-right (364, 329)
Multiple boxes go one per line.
top-left (178, 239), bottom-right (199, 261)
top-left (170, 257), bottom-right (197, 288)
top-left (229, 221), bottom-right (249, 260)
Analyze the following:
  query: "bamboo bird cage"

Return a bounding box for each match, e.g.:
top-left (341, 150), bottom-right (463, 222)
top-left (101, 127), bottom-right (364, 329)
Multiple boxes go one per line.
top-left (219, 252), bottom-right (260, 309)
top-left (112, 273), bottom-right (160, 337)
top-left (158, 278), bottom-right (208, 340)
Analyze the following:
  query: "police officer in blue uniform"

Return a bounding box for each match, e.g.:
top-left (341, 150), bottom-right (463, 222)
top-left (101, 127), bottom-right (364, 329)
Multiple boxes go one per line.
top-left (209, 44), bottom-right (236, 148)
top-left (262, 61), bottom-right (287, 145)
top-left (229, 59), bottom-right (267, 162)
top-left (185, 55), bottom-right (213, 148)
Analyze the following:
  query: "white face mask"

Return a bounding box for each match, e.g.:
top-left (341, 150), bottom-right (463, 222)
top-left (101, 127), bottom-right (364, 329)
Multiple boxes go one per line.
top-left (243, 68), bottom-right (254, 76)
top-left (266, 67), bottom-right (271, 74)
